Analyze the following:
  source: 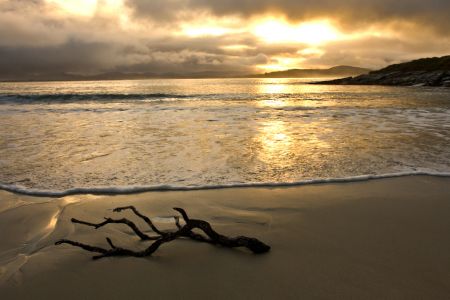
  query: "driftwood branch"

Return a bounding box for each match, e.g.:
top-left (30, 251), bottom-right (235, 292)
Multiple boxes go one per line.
top-left (71, 217), bottom-right (160, 240)
top-left (113, 206), bottom-right (165, 235)
top-left (56, 207), bottom-right (270, 259)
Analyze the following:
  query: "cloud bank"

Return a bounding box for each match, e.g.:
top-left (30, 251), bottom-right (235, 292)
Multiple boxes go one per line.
top-left (0, 0), bottom-right (449, 80)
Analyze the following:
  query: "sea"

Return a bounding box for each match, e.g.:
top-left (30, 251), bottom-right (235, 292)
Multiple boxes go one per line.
top-left (0, 78), bottom-right (449, 196)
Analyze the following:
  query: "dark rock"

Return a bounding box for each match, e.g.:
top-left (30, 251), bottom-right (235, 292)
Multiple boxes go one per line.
top-left (313, 56), bottom-right (450, 87)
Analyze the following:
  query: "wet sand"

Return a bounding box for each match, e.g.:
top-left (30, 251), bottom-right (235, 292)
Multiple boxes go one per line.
top-left (1, 175), bottom-right (449, 299)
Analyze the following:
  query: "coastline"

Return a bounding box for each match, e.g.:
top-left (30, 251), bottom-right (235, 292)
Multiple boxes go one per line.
top-left (312, 56), bottom-right (450, 87)
top-left (1, 175), bottom-right (450, 299)
top-left (1, 171), bottom-right (449, 197)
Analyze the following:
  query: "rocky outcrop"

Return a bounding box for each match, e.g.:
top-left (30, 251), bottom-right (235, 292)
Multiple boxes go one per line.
top-left (314, 56), bottom-right (450, 87)
top-left (247, 65), bottom-right (371, 78)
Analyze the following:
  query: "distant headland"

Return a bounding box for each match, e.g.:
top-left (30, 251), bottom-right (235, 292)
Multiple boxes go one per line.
top-left (314, 55), bottom-right (450, 87)
top-left (244, 66), bottom-right (371, 78)
top-left (0, 66), bottom-right (370, 82)
top-left (3, 56), bottom-right (449, 84)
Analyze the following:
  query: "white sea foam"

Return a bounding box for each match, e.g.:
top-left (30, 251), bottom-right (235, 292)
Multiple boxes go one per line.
top-left (1, 172), bottom-right (449, 197)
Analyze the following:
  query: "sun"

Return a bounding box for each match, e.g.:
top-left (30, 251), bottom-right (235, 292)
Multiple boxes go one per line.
top-left (296, 22), bottom-right (340, 45)
top-left (253, 19), bottom-right (340, 45)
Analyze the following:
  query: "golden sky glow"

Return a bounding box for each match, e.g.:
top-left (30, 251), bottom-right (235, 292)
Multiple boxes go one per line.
top-left (46, 0), bottom-right (124, 17)
top-left (179, 17), bottom-right (355, 70)
top-left (1, 0), bottom-right (449, 79)
top-left (47, 0), bottom-right (98, 16)
top-left (253, 19), bottom-right (340, 45)
top-left (183, 26), bottom-right (232, 37)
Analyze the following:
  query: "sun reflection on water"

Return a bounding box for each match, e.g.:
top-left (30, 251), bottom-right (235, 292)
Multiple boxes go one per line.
top-left (2, 79), bottom-right (449, 190)
top-left (256, 120), bottom-right (293, 168)
top-left (258, 79), bottom-right (289, 107)
top-left (254, 117), bottom-right (334, 174)
top-left (259, 99), bottom-right (286, 108)
top-left (261, 83), bottom-right (287, 94)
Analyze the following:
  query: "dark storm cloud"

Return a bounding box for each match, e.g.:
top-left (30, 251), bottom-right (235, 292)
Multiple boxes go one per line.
top-left (0, 46), bottom-right (244, 79)
top-left (302, 36), bottom-right (450, 69)
top-left (0, 0), bottom-right (283, 80)
top-left (0, 0), bottom-right (449, 80)
top-left (0, 32), bottom-right (264, 79)
top-left (0, 41), bottom-right (120, 75)
top-left (127, 0), bottom-right (450, 33)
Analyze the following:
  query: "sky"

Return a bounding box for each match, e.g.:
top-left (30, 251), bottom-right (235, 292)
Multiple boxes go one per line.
top-left (0, 0), bottom-right (449, 79)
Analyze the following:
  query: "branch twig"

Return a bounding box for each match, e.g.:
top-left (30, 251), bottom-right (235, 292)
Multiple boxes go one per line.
top-left (71, 217), bottom-right (159, 240)
top-left (56, 207), bottom-right (270, 259)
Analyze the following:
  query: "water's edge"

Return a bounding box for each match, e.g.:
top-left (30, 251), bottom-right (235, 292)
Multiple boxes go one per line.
top-left (1, 171), bottom-right (449, 197)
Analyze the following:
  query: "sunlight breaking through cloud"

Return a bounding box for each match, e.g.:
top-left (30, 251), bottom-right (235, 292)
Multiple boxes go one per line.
top-left (253, 19), bottom-right (341, 45)
top-left (0, 0), bottom-right (449, 79)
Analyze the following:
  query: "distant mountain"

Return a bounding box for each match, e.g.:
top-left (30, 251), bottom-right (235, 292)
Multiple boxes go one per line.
top-left (246, 66), bottom-right (371, 78)
top-left (0, 65), bottom-right (372, 82)
top-left (0, 71), bottom-right (238, 82)
top-left (0, 72), bottom-right (158, 82)
top-left (314, 56), bottom-right (450, 87)
top-left (1, 65), bottom-right (372, 82)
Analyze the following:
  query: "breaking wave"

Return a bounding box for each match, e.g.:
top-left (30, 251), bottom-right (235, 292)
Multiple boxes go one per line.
top-left (1, 172), bottom-right (449, 197)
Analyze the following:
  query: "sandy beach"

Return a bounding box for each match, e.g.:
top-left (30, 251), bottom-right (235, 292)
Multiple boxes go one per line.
top-left (1, 175), bottom-right (449, 299)
top-left (2, 1), bottom-right (450, 299)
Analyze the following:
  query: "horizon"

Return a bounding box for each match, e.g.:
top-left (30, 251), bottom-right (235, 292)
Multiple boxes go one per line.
top-left (0, 63), bottom-right (374, 82)
top-left (1, 0), bottom-right (450, 81)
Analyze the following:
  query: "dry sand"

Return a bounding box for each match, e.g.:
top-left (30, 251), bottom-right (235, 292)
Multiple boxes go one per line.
top-left (0, 175), bottom-right (449, 299)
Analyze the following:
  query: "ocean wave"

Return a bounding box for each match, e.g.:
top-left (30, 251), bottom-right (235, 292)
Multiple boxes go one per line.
top-left (0, 92), bottom-right (385, 104)
top-left (1, 171), bottom-right (449, 197)
top-left (0, 93), bottom-right (197, 103)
